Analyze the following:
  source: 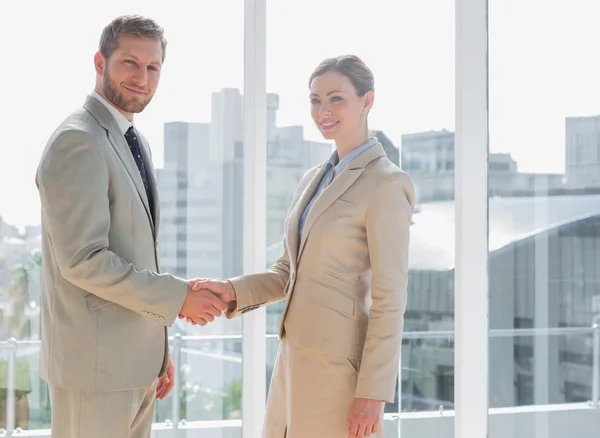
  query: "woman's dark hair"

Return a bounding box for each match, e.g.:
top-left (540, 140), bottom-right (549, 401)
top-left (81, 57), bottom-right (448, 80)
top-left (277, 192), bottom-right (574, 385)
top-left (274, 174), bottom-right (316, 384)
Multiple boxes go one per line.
top-left (309, 55), bottom-right (374, 97)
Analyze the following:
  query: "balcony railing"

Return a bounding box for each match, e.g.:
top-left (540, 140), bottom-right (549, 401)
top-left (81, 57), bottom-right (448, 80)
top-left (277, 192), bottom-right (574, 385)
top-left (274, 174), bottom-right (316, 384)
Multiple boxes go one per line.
top-left (0, 321), bottom-right (598, 437)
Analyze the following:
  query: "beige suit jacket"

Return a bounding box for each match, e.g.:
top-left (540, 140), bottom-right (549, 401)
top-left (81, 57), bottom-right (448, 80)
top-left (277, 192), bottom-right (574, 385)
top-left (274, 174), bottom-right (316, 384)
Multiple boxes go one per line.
top-left (35, 95), bottom-right (188, 392)
top-left (227, 143), bottom-right (415, 402)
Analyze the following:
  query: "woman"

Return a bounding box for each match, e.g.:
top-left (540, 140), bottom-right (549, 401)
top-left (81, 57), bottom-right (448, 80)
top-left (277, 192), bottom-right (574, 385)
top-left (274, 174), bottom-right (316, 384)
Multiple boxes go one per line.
top-left (192, 55), bottom-right (414, 437)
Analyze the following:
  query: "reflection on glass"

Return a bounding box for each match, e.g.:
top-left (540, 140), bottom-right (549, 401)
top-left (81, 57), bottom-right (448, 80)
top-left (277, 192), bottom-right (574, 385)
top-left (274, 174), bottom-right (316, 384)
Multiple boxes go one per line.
top-left (155, 339), bottom-right (243, 423)
top-left (488, 198), bottom-right (600, 408)
top-left (0, 251), bottom-right (43, 431)
top-left (266, 0), bottom-right (454, 430)
top-left (0, 0), bottom-right (245, 434)
top-left (489, 0), bottom-right (600, 436)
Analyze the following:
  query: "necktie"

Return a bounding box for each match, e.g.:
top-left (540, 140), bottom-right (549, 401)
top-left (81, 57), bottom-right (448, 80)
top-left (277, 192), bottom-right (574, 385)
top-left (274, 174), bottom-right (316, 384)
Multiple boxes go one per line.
top-left (124, 126), bottom-right (154, 219)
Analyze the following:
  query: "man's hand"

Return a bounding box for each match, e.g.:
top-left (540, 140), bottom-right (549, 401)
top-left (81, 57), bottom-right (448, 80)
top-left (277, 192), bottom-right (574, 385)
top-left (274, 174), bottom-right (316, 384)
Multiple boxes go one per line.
top-left (179, 279), bottom-right (237, 325)
top-left (194, 279), bottom-right (236, 302)
top-left (348, 398), bottom-right (384, 438)
top-left (156, 357), bottom-right (175, 400)
top-left (178, 279), bottom-right (229, 326)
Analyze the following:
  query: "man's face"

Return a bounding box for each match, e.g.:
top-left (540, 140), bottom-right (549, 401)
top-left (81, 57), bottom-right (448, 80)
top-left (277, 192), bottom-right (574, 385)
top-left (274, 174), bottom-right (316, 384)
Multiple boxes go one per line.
top-left (95, 35), bottom-right (163, 118)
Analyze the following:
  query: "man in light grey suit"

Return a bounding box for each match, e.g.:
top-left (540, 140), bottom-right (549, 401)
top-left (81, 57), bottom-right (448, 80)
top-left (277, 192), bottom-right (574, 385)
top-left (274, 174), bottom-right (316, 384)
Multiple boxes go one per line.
top-left (34, 15), bottom-right (228, 438)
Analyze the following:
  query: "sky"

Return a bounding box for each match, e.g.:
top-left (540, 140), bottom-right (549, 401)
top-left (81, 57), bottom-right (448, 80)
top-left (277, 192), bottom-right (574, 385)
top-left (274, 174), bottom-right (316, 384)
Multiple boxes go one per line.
top-left (0, 0), bottom-right (598, 229)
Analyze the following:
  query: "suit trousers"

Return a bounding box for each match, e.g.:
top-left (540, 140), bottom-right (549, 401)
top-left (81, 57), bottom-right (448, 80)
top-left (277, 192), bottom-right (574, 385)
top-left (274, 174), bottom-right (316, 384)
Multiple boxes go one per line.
top-left (48, 381), bottom-right (157, 438)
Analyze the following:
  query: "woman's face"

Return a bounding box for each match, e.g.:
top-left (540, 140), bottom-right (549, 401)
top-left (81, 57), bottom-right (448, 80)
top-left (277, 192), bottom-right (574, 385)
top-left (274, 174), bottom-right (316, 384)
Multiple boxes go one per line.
top-left (309, 70), bottom-right (373, 143)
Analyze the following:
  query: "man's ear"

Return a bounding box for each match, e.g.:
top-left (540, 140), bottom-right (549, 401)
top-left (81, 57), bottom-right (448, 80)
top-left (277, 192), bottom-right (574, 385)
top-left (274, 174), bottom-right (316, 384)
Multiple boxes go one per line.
top-left (93, 51), bottom-right (105, 76)
top-left (363, 91), bottom-right (375, 113)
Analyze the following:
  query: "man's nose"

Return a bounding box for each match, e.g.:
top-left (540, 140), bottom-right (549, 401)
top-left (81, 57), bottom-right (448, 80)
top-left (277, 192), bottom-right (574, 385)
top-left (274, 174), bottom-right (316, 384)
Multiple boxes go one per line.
top-left (132, 68), bottom-right (149, 86)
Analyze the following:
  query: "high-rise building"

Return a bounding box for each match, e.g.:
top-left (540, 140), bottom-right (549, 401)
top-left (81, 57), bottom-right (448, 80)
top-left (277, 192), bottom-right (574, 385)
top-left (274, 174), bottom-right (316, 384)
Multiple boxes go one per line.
top-left (565, 115), bottom-right (600, 189)
top-left (371, 130), bottom-right (400, 167)
top-left (401, 129), bottom-right (564, 200)
top-left (157, 89), bottom-right (331, 333)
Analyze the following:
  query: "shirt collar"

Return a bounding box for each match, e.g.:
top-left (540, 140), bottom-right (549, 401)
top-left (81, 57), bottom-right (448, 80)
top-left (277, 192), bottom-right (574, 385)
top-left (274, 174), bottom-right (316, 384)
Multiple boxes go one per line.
top-left (90, 90), bottom-right (133, 136)
top-left (326, 137), bottom-right (379, 174)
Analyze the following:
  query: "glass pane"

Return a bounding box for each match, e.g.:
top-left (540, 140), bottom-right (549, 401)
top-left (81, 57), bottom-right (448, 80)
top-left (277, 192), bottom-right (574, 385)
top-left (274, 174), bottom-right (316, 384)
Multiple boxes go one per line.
top-left (0, 0), bottom-right (243, 434)
top-left (166, 338), bottom-right (242, 422)
top-left (266, 0), bottom-right (454, 436)
top-left (489, 0), bottom-right (600, 436)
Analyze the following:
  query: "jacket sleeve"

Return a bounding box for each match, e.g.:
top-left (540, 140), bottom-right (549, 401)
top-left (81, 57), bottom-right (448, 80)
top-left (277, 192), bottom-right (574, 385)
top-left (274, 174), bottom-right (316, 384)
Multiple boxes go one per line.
top-left (224, 166), bottom-right (322, 318)
top-left (355, 171), bottom-right (415, 402)
top-left (36, 129), bottom-right (188, 326)
top-left (225, 241), bottom-right (291, 318)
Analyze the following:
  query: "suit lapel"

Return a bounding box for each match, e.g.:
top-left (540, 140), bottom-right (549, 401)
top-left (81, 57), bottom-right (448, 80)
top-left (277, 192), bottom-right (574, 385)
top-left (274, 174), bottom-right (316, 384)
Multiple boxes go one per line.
top-left (296, 144), bottom-right (387, 261)
top-left (286, 165), bottom-right (326, 264)
top-left (296, 167), bottom-right (364, 260)
top-left (83, 97), bottom-right (155, 232)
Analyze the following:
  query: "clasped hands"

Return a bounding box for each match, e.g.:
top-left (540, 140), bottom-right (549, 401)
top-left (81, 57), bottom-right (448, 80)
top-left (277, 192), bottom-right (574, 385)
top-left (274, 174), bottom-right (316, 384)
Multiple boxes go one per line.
top-left (178, 278), bottom-right (236, 326)
top-left (157, 279), bottom-right (232, 400)
top-left (177, 280), bottom-right (383, 436)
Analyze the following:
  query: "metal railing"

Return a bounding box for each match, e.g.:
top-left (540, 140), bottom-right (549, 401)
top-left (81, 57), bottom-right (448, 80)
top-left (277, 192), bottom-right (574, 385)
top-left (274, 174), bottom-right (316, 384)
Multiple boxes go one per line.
top-left (0, 323), bottom-right (599, 436)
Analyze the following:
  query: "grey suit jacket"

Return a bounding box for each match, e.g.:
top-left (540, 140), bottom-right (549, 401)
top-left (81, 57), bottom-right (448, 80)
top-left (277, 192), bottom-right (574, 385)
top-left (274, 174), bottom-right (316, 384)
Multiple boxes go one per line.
top-left (35, 95), bottom-right (188, 392)
top-left (227, 144), bottom-right (415, 403)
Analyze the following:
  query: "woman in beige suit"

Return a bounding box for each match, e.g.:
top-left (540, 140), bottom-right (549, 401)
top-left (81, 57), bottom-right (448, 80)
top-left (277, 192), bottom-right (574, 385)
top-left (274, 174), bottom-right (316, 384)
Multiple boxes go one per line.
top-left (191, 55), bottom-right (415, 438)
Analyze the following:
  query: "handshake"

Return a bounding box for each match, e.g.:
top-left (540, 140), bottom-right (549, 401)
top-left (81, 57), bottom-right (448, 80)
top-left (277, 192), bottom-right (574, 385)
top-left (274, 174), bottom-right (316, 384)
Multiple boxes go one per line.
top-left (178, 278), bottom-right (237, 326)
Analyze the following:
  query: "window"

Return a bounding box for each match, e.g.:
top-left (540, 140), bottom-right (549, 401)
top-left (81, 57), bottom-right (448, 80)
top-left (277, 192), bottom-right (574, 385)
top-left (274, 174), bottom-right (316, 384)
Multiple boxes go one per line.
top-left (0, 0), bottom-right (245, 433)
top-left (2, 1), bottom-right (598, 437)
top-left (266, 0), bottom-right (454, 434)
top-left (488, 0), bottom-right (600, 435)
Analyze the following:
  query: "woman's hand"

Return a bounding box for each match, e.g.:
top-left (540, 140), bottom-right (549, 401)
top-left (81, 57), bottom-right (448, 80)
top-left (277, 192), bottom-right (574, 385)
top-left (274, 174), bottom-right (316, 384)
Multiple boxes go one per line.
top-left (179, 278), bottom-right (237, 324)
top-left (348, 397), bottom-right (384, 437)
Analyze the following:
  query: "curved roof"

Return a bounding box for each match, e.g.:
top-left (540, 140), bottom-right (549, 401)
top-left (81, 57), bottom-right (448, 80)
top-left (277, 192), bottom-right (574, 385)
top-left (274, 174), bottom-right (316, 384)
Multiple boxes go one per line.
top-left (410, 194), bottom-right (600, 270)
top-left (267, 195), bottom-right (600, 271)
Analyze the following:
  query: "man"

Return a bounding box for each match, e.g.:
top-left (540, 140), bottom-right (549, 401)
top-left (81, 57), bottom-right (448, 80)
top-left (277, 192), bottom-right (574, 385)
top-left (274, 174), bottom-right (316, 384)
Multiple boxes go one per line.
top-left (35, 15), bottom-right (227, 438)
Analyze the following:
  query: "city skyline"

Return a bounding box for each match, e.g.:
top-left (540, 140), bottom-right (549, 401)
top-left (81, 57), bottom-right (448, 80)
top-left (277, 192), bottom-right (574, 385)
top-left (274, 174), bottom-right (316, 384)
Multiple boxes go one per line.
top-left (1, 1), bottom-right (599, 436)
top-left (1, 0), bottom-right (599, 229)
top-left (1, 87), bottom-right (596, 230)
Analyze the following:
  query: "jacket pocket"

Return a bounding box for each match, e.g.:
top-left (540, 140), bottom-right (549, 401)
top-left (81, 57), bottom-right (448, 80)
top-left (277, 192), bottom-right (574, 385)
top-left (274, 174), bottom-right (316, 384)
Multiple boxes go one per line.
top-left (347, 358), bottom-right (361, 373)
top-left (85, 293), bottom-right (114, 311)
top-left (324, 270), bottom-right (356, 288)
top-left (308, 278), bottom-right (355, 318)
top-left (338, 197), bottom-right (358, 206)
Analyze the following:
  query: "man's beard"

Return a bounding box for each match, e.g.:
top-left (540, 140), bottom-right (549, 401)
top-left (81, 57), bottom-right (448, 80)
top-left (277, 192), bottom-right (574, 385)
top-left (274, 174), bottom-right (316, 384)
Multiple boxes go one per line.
top-left (102, 71), bottom-right (152, 114)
